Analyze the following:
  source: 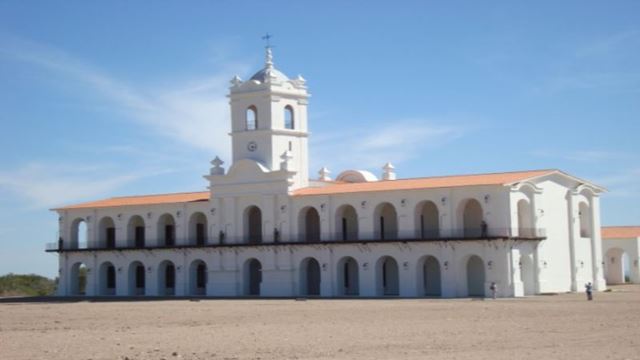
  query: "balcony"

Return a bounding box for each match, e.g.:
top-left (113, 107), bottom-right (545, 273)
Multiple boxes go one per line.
top-left (45, 227), bottom-right (546, 253)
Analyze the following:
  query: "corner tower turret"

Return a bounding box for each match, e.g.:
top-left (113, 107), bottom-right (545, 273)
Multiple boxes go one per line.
top-left (228, 47), bottom-right (310, 189)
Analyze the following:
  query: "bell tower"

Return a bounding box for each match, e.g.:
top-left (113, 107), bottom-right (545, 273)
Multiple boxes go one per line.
top-left (227, 46), bottom-right (310, 188)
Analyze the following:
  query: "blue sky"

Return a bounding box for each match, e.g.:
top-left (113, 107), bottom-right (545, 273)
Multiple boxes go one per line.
top-left (0, 1), bottom-right (638, 277)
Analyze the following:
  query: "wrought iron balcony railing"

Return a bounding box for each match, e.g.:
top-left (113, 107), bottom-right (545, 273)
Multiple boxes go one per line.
top-left (45, 227), bottom-right (546, 253)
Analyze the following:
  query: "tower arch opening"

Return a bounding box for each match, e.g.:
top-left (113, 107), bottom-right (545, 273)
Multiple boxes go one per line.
top-left (246, 105), bottom-right (258, 130)
top-left (284, 105), bottom-right (294, 130)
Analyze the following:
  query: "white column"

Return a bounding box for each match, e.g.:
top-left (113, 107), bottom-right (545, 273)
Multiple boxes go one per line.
top-left (589, 196), bottom-right (606, 291)
top-left (567, 192), bottom-right (578, 291)
top-left (440, 245), bottom-right (457, 298)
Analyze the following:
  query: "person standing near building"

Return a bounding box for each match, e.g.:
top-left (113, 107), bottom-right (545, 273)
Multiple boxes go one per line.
top-left (490, 282), bottom-right (497, 299)
top-left (585, 282), bottom-right (593, 301)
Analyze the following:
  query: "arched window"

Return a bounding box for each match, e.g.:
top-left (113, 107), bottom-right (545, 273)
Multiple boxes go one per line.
top-left (246, 106), bottom-right (258, 130)
top-left (373, 203), bottom-right (398, 240)
top-left (578, 202), bottom-right (592, 237)
top-left (284, 105), bottom-right (294, 130)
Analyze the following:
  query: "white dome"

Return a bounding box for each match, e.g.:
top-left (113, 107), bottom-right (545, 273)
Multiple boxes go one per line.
top-left (249, 67), bottom-right (289, 83)
top-left (336, 170), bottom-right (379, 183)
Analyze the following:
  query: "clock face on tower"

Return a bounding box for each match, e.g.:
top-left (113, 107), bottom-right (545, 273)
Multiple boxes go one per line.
top-left (247, 141), bottom-right (258, 152)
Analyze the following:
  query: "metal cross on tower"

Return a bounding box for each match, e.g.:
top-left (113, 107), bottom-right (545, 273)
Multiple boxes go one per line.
top-left (262, 33), bottom-right (273, 48)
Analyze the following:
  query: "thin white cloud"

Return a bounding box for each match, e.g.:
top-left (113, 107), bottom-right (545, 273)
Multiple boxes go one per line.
top-left (530, 149), bottom-right (632, 163)
top-left (0, 34), bottom-right (249, 158)
top-left (0, 163), bottom-right (155, 209)
top-left (310, 120), bottom-right (464, 175)
top-left (593, 168), bottom-right (640, 198)
top-left (576, 29), bottom-right (640, 58)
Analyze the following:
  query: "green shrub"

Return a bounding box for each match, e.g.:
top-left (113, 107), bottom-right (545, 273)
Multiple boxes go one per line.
top-left (0, 273), bottom-right (57, 296)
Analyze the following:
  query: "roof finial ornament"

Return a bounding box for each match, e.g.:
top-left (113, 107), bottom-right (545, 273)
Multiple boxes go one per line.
top-left (262, 33), bottom-right (274, 69)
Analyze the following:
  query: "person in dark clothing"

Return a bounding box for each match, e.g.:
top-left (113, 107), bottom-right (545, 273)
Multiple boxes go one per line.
top-left (480, 221), bottom-right (488, 238)
top-left (585, 282), bottom-right (593, 300)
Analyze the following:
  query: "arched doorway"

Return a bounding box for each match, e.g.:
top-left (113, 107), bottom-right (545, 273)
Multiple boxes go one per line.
top-left (520, 255), bottom-right (535, 295)
top-left (158, 261), bottom-right (176, 296)
top-left (337, 257), bottom-right (359, 295)
top-left (98, 217), bottom-right (116, 249)
top-left (299, 207), bottom-right (320, 242)
top-left (128, 261), bottom-right (146, 295)
top-left (374, 203), bottom-right (398, 240)
top-left (99, 261), bottom-right (116, 295)
top-left (416, 201), bottom-right (439, 238)
top-left (605, 248), bottom-right (628, 284)
top-left (189, 212), bottom-right (208, 246)
top-left (461, 199), bottom-right (484, 237)
top-left (417, 256), bottom-right (441, 296)
top-left (335, 205), bottom-right (358, 241)
top-left (300, 258), bottom-right (321, 296)
top-left (376, 256), bottom-right (399, 296)
top-left (127, 215), bottom-right (145, 248)
top-left (244, 259), bottom-right (262, 295)
top-left (466, 255), bottom-right (485, 297)
top-left (245, 206), bottom-right (262, 244)
top-left (189, 260), bottom-right (207, 295)
top-left (69, 262), bottom-right (88, 295)
top-left (517, 199), bottom-right (533, 237)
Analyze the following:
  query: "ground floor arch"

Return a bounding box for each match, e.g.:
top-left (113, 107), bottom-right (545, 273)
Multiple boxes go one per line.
top-left (376, 256), bottom-right (399, 296)
top-left (189, 260), bottom-right (207, 295)
top-left (128, 261), bottom-right (146, 296)
top-left (605, 248), bottom-right (629, 285)
top-left (466, 255), bottom-right (485, 297)
top-left (337, 257), bottom-right (359, 296)
top-left (299, 257), bottom-right (321, 296)
top-left (158, 260), bottom-right (176, 296)
top-left (244, 258), bottom-right (262, 296)
top-left (69, 262), bottom-right (88, 295)
top-left (98, 261), bottom-right (116, 296)
top-left (417, 255), bottom-right (441, 296)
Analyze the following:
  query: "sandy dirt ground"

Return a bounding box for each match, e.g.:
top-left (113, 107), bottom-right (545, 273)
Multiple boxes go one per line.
top-left (1, 286), bottom-right (639, 360)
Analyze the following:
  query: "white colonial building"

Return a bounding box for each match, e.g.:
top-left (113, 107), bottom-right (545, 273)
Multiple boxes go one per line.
top-left (49, 47), bottom-right (607, 298)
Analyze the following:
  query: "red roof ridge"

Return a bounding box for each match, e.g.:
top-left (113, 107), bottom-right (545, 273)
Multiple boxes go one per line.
top-left (371, 168), bottom-right (558, 183)
top-left (106, 190), bottom-right (209, 200)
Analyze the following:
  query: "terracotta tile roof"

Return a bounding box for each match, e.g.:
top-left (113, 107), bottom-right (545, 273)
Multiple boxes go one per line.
top-left (293, 169), bottom-right (557, 196)
top-left (53, 191), bottom-right (209, 210)
top-left (53, 169), bottom-right (559, 210)
top-left (602, 226), bottom-right (640, 239)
